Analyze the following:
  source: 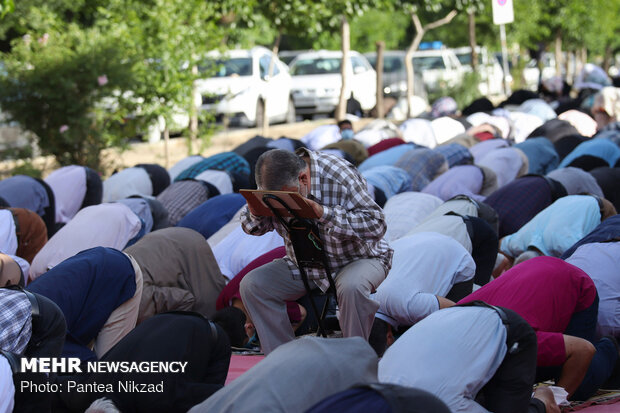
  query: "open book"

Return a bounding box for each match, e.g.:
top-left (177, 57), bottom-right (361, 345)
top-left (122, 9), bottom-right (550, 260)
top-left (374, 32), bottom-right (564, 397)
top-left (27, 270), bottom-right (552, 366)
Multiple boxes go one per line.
top-left (239, 189), bottom-right (319, 219)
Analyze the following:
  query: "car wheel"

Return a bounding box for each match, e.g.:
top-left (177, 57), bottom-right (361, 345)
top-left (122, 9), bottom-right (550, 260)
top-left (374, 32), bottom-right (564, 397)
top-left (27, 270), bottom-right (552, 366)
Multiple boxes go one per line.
top-left (285, 98), bottom-right (296, 124)
top-left (255, 99), bottom-right (265, 128)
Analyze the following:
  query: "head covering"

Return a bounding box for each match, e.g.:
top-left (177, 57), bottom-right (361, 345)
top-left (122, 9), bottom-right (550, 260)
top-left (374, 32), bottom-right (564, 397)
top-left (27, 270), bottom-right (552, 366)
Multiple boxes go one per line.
top-left (526, 119), bottom-right (579, 143)
top-left (156, 180), bottom-right (211, 226)
top-left (546, 167), bottom-right (604, 197)
top-left (356, 119), bottom-right (402, 148)
top-left (433, 144), bottom-right (473, 167)
top-left (567, 155), bottom-right (609, 171)
top-left (134, 164), bottom-right (171, 196)
top-left (29, 203), bottom-right (141, 280)
top-left (466, 112), bottom-right (511, 140)
top-left (124, 227), bottom-right (225, 322)
top-left (358, 144), bottom-right (417, 172)
top-left (366, 138), bottom-right (407, 157)
top-left (558, 110), bottom-right (598, 137)
top-left (0, 288), bottom-right (32, 354)
top-left (44, 165), bottom-right (87, 224)
top-left (361, 166), bottom-right (412, 199)
top-left (470, 139), bottom-right (510, 163)
top-left (554, 134), bottom-right (589, 161)
top-left (27, 247), bottom-right (136, 360)
top-left (103, 167), bottom-right (153, 203)
top-left (421, 165), bottom-right (484, 202)
top-left (431, 97), bottom-right (458, 118)
top-left (431, 117), bottom-right (466, 145)
top-left (592, 87), bottom-right (620, 121)
top-left (518, 99), bottom-right (557, 122)
top-left (8, 208), bottom-right (47, 263)
top-left (515, 137), bottom-right (560, 175)
top-left (499, 89), bottom-right (539, 107)
top-left (323, 140), bottom-right (368, 166)
top-left (574, 63), bottom-right (612, 91)
top-left (476, 147), bottom-right (527, 188)
top-left (399, 118), bottom-right (436, 148)
top-left (233, 135), bottom-right (272, 157)
top-left (462, 98), bottom-right (494, 116)
top-left (589, 167), bottom-right (620, 211)
top-left (0, 175), bottom-right (50, 217)
top-left (168, 155), bottom-right (204, 181)
top-left (559, 138), bottom-right (620, 169)
top-left (301, 125), bottom-right (341, 151)
top-left (394, 148), bottom-right (448, 191)
top-left (116, 198), bottom-right (153, 234)
top-left (177, 193), bottom-right (246, 240)
top-left (188, 337), bottom-right (378, 413)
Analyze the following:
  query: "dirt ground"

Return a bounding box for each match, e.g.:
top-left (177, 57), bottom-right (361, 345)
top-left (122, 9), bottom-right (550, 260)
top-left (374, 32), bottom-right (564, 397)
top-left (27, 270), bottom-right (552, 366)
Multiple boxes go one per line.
top-left (0, 118), bottom-right (375, 178)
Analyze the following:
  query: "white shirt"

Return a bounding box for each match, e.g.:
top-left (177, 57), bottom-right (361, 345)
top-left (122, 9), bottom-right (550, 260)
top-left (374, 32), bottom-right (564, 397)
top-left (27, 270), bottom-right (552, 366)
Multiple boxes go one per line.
top-left (0, 356), bottom-right (14, 413)
top-left (194, 169), bottom-right (233, 195)
top-left (408, 215), bottom-right (473, 253)
top-left (384, 192), bottom-right (443, 242)
top-left (212, 225), bottom-right (285, 280)
top-left (566, 242), bottom-right (620, 338)
top-left (0, 210), bottom-right (17, 256)
top-left (103, 167), bottom-right (153, 202)
top-left (379, 306), bottom-right (507, 413)
top-left (373, 232), bottom-right (475, 328)
top-left (45, 165), bottom-right (87, 224)
top-left (301, 125), bottom-right (341, 151)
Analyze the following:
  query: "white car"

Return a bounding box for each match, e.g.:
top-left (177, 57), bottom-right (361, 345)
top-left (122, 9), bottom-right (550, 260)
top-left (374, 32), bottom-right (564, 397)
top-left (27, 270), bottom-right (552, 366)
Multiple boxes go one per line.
top-left (453, 46), bottom-right (504, 96)
top-left (412, 48), bottom-right (466, 93)
top-left (195, 46), bottom-right (295, 127)
top-left (288, 50), bottom-right (376, 118)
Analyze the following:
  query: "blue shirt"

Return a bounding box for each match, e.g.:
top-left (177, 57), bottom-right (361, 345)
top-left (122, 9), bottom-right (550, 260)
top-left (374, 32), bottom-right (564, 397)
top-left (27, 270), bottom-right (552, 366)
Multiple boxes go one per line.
top-left (362, 166), bottom-right (412, 199)
top-left (27, 247), bottom-right (136, 360)
top-left (0, 175), bottom-right (49, 216)
top-left (358, 144), bottom-right (417, 172)
top-left (379, 306), bottom-right (507, 413)
top-left (176, 193), bottom-right (246, 240)
top-left (515, 137), bottom-right (560, 175)
top-left (559, 138), bottom-right (620, 168)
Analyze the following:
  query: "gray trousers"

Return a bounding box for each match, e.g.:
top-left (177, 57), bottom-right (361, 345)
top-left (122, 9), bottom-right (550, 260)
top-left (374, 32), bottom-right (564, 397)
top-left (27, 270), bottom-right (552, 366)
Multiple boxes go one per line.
top-left (240, 258), bottom-right (387, 355)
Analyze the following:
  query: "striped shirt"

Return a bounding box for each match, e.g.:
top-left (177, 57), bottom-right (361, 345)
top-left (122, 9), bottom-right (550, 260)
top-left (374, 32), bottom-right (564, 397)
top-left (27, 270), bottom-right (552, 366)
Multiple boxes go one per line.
top-left (241, 148), bottom-right (393, 291)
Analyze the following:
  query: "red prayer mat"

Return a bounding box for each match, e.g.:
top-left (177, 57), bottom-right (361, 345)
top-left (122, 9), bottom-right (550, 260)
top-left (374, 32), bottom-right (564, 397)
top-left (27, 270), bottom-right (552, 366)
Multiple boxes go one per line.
top-left (225, 354), bottom-right (265, 385)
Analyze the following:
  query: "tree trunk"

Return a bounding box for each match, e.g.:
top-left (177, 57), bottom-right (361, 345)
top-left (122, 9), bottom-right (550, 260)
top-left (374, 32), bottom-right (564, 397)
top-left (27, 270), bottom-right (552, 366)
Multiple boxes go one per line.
top-left (336, 17), bottom-right (350, 121)
top-left (406, 10), bottom-right (457, 117)
top-left (468, 11), bottom-right (478, 73)
top-left (189, 64), bottom-right (198, 155)
top-left (565, 51), bottom-right (573, 85)
top-left (376, 41), bottom-right (385, 119)
top-left (555, 31), bottom-right (563, 77)
top-left (262, 31), bottom-right (282, 134)
top-left (163, 126), bottom-right (170, 169)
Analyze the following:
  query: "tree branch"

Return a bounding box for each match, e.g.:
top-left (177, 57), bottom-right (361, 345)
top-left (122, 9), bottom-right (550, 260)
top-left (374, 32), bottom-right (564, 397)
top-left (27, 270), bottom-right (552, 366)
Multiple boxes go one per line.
top-left (424, 9), bottom-right (457, 31)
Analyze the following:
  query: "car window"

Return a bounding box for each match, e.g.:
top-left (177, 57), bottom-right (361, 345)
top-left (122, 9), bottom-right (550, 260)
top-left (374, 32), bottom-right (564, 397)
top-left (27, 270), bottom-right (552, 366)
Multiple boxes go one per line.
top-left (259, 55), bottom-right (280, 78)
top-left (383, 56), bottom-right (403, 73)
top-left (351, 56), bottom-right (368, 72)
top-left (413, 56), bottom-right (446, 71)
top-left (290, 58), bottom-right (341, 76)
top-left (199, 57), bottom-right (253, 77)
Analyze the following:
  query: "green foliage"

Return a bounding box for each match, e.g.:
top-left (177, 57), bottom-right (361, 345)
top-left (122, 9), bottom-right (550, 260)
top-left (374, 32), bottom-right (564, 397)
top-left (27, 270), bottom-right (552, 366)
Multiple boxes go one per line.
top-left (428, 72), bottom-right (483, 110)
top-left (9, 160), bottom-right (42, 179)
top-left (0, 24), bottom-right (140, 169)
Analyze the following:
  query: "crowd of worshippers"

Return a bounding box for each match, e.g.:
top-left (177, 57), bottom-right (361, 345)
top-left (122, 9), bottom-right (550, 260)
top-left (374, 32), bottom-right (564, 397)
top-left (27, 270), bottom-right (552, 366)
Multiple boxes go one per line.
top-left (0, 64), bottom-right (619, 412)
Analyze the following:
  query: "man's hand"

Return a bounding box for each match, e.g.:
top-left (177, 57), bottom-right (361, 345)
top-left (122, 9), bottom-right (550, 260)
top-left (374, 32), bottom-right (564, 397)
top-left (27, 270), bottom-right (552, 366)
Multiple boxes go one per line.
top-left (304, 198), bottom-right (324, 219)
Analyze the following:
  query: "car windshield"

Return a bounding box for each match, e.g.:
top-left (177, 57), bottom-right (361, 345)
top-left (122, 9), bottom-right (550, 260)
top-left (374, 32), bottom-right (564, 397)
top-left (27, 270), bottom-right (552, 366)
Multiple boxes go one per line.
top-left (199, 57), bottom-right (253, 77)
top-left (413, 56), bottom-right (446, 71)
top-left (456, 53), bottom-right (483, 67)
top-left (290, 58), bottom-right (341, 76)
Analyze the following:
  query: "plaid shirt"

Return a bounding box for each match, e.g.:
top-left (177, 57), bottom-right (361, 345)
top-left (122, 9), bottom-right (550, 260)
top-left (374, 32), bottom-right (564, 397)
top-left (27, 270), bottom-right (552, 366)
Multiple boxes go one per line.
top-left (174, 152), bottom-right (250, 182)
top-left (394, 148), bottom-right (448, 191)
top-left (0, 288), bottom-right (32, 354)
top-left (241, 148), bottom-right (393, 291)
top-left (156, 180), bottom-right (210, 226)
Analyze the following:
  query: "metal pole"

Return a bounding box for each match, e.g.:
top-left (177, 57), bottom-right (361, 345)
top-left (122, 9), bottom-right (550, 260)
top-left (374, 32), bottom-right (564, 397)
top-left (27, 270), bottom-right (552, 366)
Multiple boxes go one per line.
top-left (499, 23), bottom-right (511, 96)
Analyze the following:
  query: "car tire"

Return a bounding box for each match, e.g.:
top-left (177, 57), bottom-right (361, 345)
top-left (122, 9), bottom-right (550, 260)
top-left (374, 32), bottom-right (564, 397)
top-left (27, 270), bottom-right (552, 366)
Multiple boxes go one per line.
top-left (285, 98), bottom-right (296, 124)
top-left (255, 99), bottom-right (265, 128)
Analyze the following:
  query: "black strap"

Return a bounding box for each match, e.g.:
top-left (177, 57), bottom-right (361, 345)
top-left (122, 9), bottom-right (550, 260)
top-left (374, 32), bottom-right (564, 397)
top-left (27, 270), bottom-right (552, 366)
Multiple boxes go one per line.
top-left (0, 350), bottom-right (20, 374)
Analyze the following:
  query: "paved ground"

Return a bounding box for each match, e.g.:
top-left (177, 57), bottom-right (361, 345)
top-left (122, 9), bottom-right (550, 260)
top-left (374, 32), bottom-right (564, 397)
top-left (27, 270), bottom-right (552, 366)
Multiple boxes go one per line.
top-left (0, 118), bottom-right (375, 178)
